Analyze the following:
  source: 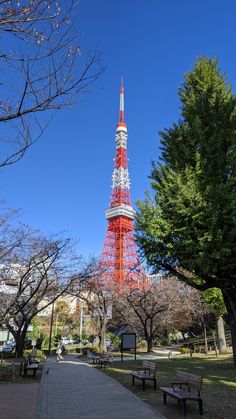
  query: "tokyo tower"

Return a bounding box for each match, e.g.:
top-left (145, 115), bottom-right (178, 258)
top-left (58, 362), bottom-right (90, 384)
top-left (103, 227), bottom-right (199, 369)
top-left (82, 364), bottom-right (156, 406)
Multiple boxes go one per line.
top-left (99, 80), bottom-right (144, 285)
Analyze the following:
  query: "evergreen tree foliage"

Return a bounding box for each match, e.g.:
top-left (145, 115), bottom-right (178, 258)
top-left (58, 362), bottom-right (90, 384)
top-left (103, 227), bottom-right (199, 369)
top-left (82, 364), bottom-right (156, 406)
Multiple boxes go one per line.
top-left (203, 288), bottom-right (226, 317)
top-left (136, 57), bottom-right (236, 366)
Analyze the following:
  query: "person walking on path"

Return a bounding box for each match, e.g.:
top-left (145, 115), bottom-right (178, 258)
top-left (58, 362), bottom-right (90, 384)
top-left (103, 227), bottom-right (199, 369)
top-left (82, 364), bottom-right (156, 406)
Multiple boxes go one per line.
top-left (56, 340), bottom-right (64, 362)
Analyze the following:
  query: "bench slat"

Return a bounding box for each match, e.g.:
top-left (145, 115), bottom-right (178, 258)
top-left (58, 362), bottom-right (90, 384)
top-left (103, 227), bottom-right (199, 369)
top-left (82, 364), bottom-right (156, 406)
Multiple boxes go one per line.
top-left (160, 370), bottom-right (203, 417)
top-left (132, 373), bottom-right (155, 380)
top-left (131, 361), bottom-right (157, 391)
top-left (176, 371), bottom-right (202, 389)
top-left (160, 387), bottom-right (201, 401)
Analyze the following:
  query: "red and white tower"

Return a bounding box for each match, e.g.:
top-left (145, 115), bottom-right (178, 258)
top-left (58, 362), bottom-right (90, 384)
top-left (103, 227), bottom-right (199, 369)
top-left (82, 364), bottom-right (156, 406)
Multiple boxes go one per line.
top-left (100, 80), bottom-right (144, 285)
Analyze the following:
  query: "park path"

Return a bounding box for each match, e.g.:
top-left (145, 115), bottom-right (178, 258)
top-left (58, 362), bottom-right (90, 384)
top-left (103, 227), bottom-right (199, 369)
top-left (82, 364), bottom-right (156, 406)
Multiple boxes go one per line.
top-left (36, 355), bottom-right (166, 419)
top-left (0, 382), bottom-right (39, 419)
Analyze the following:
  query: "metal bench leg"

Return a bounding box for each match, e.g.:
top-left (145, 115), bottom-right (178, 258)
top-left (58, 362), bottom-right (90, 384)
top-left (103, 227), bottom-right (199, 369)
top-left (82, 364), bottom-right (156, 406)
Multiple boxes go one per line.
top-left (163, 392), bottom-right (167, 405)
top-left (154, 379), bottom-right (156, 390)
top-left (199, 399), bottom-right (203, 415)
top-left (142, 379), bottom-right (145, 391)
top-left (183, 400), bottom-right (187, 417)
top-left (132, 376), bottom-right (135, 386)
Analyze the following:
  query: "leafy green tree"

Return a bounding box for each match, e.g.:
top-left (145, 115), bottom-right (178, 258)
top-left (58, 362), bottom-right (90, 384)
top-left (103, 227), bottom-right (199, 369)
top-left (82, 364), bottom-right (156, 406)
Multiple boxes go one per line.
top-left (136, 57), bottom-right (236, 367)
top-left (203, 289), bottom-right (226, 317)
top-left (31, 317), bottom-right (39, 339)
top-left (203, 288), bottom-right (227, 353)
top-left (54, 334), bottom-right (62, 347)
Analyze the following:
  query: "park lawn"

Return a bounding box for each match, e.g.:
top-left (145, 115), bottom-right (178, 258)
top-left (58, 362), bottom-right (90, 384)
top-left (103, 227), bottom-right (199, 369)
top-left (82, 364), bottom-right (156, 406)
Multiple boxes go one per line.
top-left (0, 361), bottom-right (44, 383)
top-left (101, 354), bottom-right (236, 419)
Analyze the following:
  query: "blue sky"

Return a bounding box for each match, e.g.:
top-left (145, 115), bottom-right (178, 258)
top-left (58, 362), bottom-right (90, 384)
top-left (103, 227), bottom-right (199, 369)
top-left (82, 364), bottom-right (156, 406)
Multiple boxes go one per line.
top-left (2, 0), bottom-right (236, 258)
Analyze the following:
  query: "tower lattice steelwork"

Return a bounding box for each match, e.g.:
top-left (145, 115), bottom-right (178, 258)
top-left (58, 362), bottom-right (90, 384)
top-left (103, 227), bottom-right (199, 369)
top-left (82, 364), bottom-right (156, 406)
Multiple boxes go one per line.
top-left (99, 80), bottom-right (144, 285)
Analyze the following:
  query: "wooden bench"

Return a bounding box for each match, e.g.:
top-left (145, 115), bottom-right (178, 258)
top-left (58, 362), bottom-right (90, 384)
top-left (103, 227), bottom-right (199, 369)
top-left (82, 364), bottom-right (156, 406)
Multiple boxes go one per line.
top-left (160, 370), bottom-right (203, 416)
top-left (20, 359), bottom-right (39, 378)
top-left (100, 352), bottom-right (114, 368)
top-left (86, 349), bottom-right (102, 365)
top-left (131, 360), bottom-right (157, 391)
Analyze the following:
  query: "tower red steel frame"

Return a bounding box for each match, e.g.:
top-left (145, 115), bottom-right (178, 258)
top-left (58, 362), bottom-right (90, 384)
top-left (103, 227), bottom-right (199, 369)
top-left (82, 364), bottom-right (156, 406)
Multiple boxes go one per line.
top-left (100, 80), bottom-right (144, 285)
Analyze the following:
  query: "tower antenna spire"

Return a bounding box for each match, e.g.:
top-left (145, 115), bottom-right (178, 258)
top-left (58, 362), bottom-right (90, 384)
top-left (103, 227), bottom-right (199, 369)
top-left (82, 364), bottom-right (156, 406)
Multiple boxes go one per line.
top-left (119, 77), bottom-right (125, 122)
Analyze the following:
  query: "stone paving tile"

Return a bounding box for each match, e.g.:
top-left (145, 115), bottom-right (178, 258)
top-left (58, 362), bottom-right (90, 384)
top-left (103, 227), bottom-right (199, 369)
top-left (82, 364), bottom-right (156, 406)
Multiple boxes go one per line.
top-left (36, 355), bottom-right (166, 419)
top-left (0, 383), bottom-right (39, 419)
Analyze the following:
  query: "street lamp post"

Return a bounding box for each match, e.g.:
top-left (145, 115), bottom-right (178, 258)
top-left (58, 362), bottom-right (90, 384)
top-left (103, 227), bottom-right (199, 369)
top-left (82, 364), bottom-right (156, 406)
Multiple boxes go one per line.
top-left (55, 312), bottom-right (59, 336)
top-left (48, 301), bottom-right (55, 355)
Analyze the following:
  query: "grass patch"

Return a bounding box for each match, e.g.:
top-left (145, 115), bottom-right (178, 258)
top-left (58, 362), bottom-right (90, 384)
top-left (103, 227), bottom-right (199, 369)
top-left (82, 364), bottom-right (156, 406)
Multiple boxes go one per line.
top-left (0, 361), bottom-right (44, 383)
top-left (101, 354), bottom-right (236, 419)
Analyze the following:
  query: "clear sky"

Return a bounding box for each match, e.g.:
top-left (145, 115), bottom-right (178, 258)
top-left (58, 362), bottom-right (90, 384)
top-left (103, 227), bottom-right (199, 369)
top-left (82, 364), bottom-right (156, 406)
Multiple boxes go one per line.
top-left (2, 0), bottom-right (236, 258)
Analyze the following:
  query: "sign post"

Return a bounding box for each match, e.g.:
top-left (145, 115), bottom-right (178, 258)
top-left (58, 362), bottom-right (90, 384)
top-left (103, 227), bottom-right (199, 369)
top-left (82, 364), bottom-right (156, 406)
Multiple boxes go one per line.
top-left (0, 347), bottom-right (3, 364)
top-left (121, 333), bottom-right (136, 362)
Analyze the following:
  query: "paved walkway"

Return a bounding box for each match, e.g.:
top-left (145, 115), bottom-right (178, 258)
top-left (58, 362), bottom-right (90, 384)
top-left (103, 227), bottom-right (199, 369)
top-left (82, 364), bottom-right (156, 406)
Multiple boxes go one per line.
top-left (0, 383), bottom-right (39, 419)
top-left (36, 355), bottom-right (166, 419)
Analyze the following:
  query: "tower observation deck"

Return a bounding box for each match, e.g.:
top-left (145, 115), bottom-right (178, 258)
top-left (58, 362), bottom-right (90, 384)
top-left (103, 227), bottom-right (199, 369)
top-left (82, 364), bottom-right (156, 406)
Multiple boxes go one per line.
top-left (99, 80), bottom-right (144, 285)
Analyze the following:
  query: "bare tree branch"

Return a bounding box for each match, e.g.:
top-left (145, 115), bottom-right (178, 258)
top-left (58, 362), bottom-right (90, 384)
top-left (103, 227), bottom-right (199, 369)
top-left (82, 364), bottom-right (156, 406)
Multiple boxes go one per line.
top-left (0, 0), bottom-right (103, 167)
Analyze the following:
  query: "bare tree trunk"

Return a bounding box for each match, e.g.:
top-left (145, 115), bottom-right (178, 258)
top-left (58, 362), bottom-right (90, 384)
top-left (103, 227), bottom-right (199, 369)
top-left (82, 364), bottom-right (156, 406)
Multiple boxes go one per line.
top-left (217, 316), bottom-right (227, 354)
top-left (98, 335), bottom-right (102, 348)
top-left (203, 322), bottom-right (208, 354)
top-left (222, 290), bottom-right (236, 368)
top-left (212, 330), bottom-right (218, 357)
top-left (147, 338), bottom-right (153, 353)
top-left (100, 317), bottom-right (107, 354)
top-left (164, 329), bottom-right (170, 345)
top-left (14, 334), bottom-right (25, 358)
top-left (145, 325), bottom-right (154, 353)
top-left (8, 323), bottom-right (28, 358)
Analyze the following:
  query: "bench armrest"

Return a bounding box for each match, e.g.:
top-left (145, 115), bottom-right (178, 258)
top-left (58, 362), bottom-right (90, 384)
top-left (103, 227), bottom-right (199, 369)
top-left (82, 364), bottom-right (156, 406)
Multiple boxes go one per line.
top-left (137, 367), bottom-right (150, 373)
top-left (171, 382), bottom-right (189, 391)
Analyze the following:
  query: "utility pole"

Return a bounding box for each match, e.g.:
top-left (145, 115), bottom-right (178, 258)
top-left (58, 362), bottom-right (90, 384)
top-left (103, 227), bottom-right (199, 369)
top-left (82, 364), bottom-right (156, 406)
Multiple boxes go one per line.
top-left (79, 303), bottom-right (83, 353)
top-left (48, 301), bottom-right (55, 355)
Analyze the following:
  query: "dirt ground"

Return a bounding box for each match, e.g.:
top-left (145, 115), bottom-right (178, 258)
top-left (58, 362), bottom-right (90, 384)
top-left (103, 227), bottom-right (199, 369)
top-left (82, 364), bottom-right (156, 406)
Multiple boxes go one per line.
top-left (0, 383), bottom-right (39, 419)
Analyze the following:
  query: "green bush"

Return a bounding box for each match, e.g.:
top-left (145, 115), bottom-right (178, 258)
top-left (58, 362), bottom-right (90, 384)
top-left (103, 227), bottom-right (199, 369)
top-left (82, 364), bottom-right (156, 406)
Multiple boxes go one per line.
top-left (112, 336), bottom-right (121, 350)
top-left (137, 339), bottom-right (147, 351)
top-left (24, 349), bottom-right (46, 360)
top-left (88, 334), bottom-right (96, 343)
top-left (42, 335), bottom-right (50, 349)
top-left (66, 347), bottom-right (84, 354)
top-left (195, 346), bottom-right (206, 353)
top-left (159, 339), bottom-right (170, 346)
top-left (66, 347), bottom-right (76, 353)
top-left (179, 347), bottom-right (190, 354)
top-left (54, 334), bottom-right (62, 346)
top-left (36, 337), bottom-right (43, 350)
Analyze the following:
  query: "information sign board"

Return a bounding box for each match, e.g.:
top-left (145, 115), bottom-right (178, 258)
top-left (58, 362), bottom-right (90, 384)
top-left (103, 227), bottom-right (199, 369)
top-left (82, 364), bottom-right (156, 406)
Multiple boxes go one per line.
top-left (121, 333), bottom-right (137, 361)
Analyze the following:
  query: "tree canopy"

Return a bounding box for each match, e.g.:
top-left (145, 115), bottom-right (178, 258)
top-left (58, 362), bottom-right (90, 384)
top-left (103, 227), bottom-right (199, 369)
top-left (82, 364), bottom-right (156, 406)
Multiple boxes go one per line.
top-left (135, 57), bottom-right (236, 366)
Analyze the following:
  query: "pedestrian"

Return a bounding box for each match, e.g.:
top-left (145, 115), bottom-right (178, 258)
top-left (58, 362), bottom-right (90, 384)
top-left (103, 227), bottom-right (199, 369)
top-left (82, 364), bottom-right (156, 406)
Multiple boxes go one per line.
top-left (56, 340), bottom-right (64, 362)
